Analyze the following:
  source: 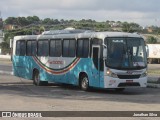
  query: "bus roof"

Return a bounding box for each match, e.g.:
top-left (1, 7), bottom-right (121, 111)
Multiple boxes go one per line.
top-left (13, 31), bottom-right (142, 41)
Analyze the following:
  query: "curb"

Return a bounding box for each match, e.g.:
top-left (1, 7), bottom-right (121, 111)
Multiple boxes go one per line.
top-left (147, 76), bottom-right (160, 88)
top-left (0, 70), bottom-right (13, 75)
top-left (0, 55), bottom-right (11, 59)
top-left (147, 83), bottom-right (160, 88)
top-left (148, 76), bottom-right (160, 82)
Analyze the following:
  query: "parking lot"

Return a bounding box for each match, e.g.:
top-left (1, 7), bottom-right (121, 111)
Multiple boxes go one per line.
top-left (0, 74), bottom-right (160, 109)
top-left (0, 59), bottom-right (160, 119)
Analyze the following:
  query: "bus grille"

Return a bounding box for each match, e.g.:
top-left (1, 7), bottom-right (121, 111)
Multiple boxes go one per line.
top-left (118, 82), bottom-right (140, 87)
top-left (117, 74), bottom-right (141, 79)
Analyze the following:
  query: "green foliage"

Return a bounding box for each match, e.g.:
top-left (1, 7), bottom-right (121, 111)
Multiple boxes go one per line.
top-left (0, 18), bottom-right (3, 29)
top-left (0, 32), bottom-right (14, 54)
top-left (5, 16), bottom-right (40, 26)
top-left (6, 31), bottom-right (14, 39)
top-left (5, 17), bottom-right (17, 25)
top-left (4, 16), bottom-right (145, 33)
top-left (146, 36), bottom-right (157, 44)
top-left (122, 22), bottom-right (142, 33)
top-left (4, 16), bottom-right (160, 54)
top-left (0, 42), bottom-right (10, 54)
top-left (17, 17), bottom-right (29, 26)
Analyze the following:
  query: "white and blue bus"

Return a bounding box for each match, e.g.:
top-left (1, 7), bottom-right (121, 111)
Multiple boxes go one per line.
top-left (12, 29), bottom-right (148, 91)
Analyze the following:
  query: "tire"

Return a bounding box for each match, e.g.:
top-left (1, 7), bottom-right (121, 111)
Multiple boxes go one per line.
top-left (80, 74), bottom-right (89, 91)
top-left (115, 88), bottom-right (125, 92)
top-left (33, 70), bottom-right (48, 86)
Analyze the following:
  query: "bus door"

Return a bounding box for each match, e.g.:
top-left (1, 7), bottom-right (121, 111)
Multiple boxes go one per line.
top-left (91, 45), bottom-right (100, 87)
top-left (14, 40), bottom-right (27, 78)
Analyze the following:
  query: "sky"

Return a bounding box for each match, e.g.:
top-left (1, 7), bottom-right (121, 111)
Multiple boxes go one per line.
top-left (0, 0), bottom-right (160, 27)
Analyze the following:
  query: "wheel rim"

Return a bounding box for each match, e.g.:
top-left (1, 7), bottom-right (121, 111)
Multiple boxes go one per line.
top-left (81, 77), bottom-right (88, 89)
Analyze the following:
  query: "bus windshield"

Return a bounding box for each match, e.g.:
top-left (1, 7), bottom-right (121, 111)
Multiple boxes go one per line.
top-left (105, 37), bottom-right (147, 70)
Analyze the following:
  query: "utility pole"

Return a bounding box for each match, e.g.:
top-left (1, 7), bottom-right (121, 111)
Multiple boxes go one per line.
top-left (32, 24), bottom-right (33, 35)
top-left (0, 11), bottom-right (3, 30)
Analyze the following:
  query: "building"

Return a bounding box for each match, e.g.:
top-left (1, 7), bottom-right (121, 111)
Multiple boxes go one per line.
top-left (4, 24), bottom-right (20, 30)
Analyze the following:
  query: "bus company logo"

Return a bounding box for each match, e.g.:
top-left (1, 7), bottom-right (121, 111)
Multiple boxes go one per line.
top-left (126, 71), bottom-right (133, 74)
top-left (48, 60), bottom-right (63, 65)
top-left (2, 112), bottom-right (11, 117)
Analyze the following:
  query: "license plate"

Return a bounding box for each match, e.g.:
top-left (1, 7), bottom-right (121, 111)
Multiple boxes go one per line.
top-left (126, 80), bottom-right (133, 83)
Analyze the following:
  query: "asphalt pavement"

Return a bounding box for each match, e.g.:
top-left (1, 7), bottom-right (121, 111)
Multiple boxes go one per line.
top-left (0, 58), bottom-right (12, 74)
top-left (0, 58), bottom-right (160, 120)
top-left (0, 74), bottom-right (160, 120)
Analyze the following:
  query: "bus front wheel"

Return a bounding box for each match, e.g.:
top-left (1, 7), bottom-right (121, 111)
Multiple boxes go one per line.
top-left (80, 74), bottom-right (89, 91)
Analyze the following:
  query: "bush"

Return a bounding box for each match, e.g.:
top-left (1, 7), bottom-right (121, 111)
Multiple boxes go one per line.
top-left (0, 42), bottom-right (10, 54)
top-left (146, 36), bottom-right (157, 44)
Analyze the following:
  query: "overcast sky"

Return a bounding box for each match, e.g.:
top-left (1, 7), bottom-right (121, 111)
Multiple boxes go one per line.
top-left (0, 0), bottom-right (160, 26)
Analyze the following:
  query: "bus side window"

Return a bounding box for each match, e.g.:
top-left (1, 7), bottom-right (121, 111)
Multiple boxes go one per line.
top-left (50, 40), bottom-right (62, 57)
top-left (62, 39), bottom-right (76, 57)
top-left (26, 40), bottom-right (37, 56)
top-left (69, 40), bottom-right (76, 57)
top-left (38, 40), bottom-right (49, 56)
top-left (16, 40), bottom-right (26, 56)
top-left (77, 39), bottom-right (89, 58)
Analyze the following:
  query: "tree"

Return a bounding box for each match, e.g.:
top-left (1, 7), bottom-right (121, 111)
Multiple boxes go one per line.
top-left (5, 17), bottom-right (17, 25)
top-left (0, 42), bottom-right (10, 54)
top-left (39, 26), bottom-right (45, 33)
top-left (53, 19), bottom-right (60, 24)
top-left (27, 16), bottom-right (40, 24)
top-left (42, 18), bottom-right (52, 24)
top-left (122, 22), bottom-right (141, 33)
top-left (0, 18), bottom-right (3, 29)
top-left (17, 17), bottom-right (29, 26)
top-left (32, 16), bottom-right (40, 22)
top-left (146, 36), bottom-right (157, 44)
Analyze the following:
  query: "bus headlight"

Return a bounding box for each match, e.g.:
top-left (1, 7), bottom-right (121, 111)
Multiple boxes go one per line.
top-left (106, 69), bottom-right (118, 78)
top-left (140, 71), bottom-right (147, 78)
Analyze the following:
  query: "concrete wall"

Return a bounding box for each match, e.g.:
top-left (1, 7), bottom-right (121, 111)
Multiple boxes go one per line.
top-left (0, 55), bottom-right (11, 59)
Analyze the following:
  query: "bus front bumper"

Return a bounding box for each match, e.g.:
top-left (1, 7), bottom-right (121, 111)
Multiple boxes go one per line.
top-left (104, 76), bottom-right (147, 88)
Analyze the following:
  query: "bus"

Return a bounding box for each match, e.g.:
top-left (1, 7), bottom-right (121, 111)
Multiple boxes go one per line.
top-left (12, 29), bottom-right (148, 91)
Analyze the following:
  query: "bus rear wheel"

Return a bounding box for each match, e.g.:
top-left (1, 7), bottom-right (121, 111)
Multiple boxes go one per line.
top-left (80, 74), bottom-right (89, 91)
top-left (33, 71), bottom-right (48, 86)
